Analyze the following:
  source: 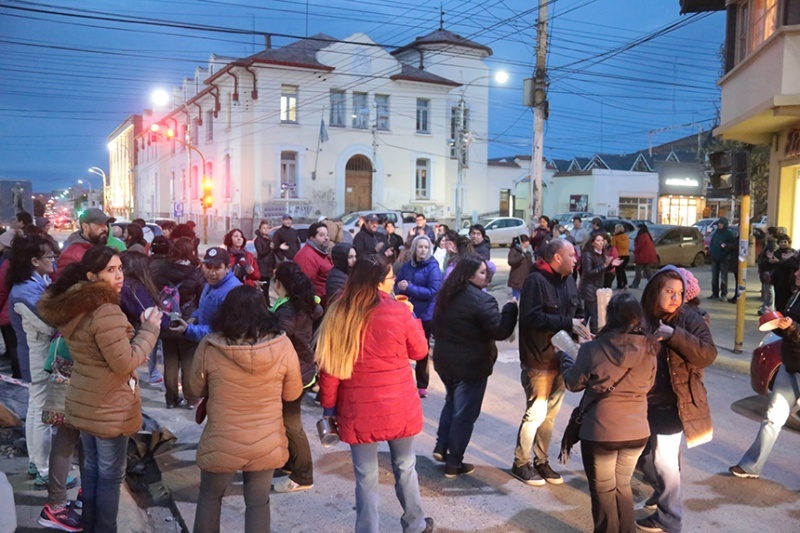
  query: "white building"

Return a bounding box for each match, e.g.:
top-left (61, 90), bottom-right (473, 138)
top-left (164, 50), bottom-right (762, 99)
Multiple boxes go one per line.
top-left (121, 29), bottom-right (515, 238)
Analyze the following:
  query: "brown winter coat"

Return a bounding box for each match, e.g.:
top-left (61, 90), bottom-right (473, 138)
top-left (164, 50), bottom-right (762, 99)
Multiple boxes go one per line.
top-left (507, 244), bottom-right (534, 290)
top-left (38, 282), bottom-right (159, 438)
top-left (189, 332), bottom-right (303, 473)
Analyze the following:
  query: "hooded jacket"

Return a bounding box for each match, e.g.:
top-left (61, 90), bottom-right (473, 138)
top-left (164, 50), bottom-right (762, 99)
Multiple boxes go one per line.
top-left (54, 230), bottom-right (95, 280)
top-left (507, 241), bottom-right (533, 290)
top-left (189, 333), bottom-right (303, 473)
top-left (293, 239), bottom-right (334, 302)
top-left (519, 259), bottom-right (580, 370)
top-left (643, 266), bottom-right (718, 447)
top-left (396, 235), bottom-right (442, 322)
top-left (326, 243), bottom-right (352, 301)
top-left (633, 230), bottom-right (657, 265)
top-left (709, 217), bottom-right (737, 261)
top-left (9, 273), bottom-right (53, 382)
top-left (38, 282), bottom-right (159, 438)
top-left (561, 332), bottom-right (656, 442)
top-left (184, 270), bottom-right (242, 343)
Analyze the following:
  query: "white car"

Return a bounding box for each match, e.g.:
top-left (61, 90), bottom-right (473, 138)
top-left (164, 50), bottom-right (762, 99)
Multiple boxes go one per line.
top-left (458, 217), bottom-right (527, 246)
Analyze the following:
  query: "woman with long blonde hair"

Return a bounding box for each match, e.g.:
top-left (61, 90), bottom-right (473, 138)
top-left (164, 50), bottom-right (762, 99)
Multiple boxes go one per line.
top-left (316, 255), bottom-right (434, 533)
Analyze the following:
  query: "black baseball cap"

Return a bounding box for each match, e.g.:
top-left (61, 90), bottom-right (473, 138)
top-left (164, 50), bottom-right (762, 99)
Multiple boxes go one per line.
top-left (201, 247), bottom-right (230, 267)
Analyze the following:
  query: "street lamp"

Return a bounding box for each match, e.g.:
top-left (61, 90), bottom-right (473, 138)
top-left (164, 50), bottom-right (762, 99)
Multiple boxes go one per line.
top-left (88, 166), bottom-right (108, 210)
top-left (77, 179), bottom-right (97, 208)
top-left (455, 71), bottom-right (508, 229)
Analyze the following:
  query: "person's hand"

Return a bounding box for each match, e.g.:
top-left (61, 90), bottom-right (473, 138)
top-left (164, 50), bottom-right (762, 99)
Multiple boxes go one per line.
top-left (170, 317), bottom-right (188, 334)
top-left (375, 242), bottom-right (385, 252)
top-left (403, 300), bottom-right (414, 313)
top-left (571, 318), bottom-right (591, 340)
top-left (611, 258), bottom-right (623, 267)
top-left (397, 280), bottom-right (409, 291)
top-left (604, 255), bottom-right (614, 266)
top-left (280, 242), bottom-right (289, 251)
top-left (245, 265), bottom-right (254, 275)
top-left (776, 317), bottom-right (793, 330)
top-left (656, 320), bottom-right (674, 341)
top-left (384, 248), bottom-right (394, 257)
top-left (140, 307), bottom-right (164, 328)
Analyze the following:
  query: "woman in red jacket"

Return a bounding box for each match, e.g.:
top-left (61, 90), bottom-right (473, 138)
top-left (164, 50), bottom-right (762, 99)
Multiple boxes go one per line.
top-left (224, 228), bottom-right (260, 287)
top-left (316, 255), bottom-right (434, 533)
top-left (631, 224), bottom-right (657, 289)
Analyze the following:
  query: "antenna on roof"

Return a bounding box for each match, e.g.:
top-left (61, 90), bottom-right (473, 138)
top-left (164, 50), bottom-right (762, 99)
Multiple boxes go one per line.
top-left (439, 2), bottom-right (445, 30)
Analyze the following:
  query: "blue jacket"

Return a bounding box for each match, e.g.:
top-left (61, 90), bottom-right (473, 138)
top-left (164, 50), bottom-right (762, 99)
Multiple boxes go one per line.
top-left (9, 273), bottom-right (51, 382)
top-left (396, 257), bottom-right (442, 322)
top-left (709, 217), bottom-right (737, 261)
top-left (184, 270), bottom-right (241, 342)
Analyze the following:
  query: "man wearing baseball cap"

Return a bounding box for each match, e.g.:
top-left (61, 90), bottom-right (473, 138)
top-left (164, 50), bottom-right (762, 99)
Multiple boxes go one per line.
top-left (353, 213), bottom-right (392, 258)
top-left (170, 247), bottom-right (241, 342)
top-left (273, 214), bottom-right (301, 261)
top-left (53, 208), bottom-right (116, 280)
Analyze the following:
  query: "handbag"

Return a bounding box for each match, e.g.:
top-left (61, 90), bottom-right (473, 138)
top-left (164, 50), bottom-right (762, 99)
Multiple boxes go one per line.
top-left (558, 367), bottom-right (632, 464)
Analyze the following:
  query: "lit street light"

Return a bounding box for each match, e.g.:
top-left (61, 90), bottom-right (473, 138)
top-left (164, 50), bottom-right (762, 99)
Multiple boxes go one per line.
top-left (88, 166), bottom-right (108, 210)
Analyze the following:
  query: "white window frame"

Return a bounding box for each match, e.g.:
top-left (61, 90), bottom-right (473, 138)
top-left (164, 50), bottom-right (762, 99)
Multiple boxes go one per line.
top-left (449, 105), bottom-right (469, 160)
top-left (330, 90), bottom-right (346, 127)
top-left (416, 98), bottom-right (430, 133)
top-left (375, 94), bottom-right (390, 131)
top-left (352, 92), bottom-right (369, 129)
top-left (280, 85), bottom-right (298, 124)
top-left (736, 0), bottom-right (779, 64)
top-left (280, 151), bottom-right (299, 199)
top-left (415, 158), bottom-right (431, 200)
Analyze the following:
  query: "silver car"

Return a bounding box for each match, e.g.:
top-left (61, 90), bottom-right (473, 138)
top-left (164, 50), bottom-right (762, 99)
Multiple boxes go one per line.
top-left (459, 217), bottom-right (527, 246)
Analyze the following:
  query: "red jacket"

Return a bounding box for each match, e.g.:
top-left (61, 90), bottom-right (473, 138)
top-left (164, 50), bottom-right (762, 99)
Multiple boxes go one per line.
top-left (634, 232), bottom-right (657, 265)
top-left (319, 293), bottom-right (428, 445)
top-left (293, 244), bottom-right (333, 302)
top-left (228, 249), bottom-right (260, 287)
top-left (53, 241), bottom-right (92, 282)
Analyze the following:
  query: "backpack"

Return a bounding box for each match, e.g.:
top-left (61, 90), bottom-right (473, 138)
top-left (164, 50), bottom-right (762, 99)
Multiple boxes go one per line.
top-left (159, 281), bottom-right (196, 320)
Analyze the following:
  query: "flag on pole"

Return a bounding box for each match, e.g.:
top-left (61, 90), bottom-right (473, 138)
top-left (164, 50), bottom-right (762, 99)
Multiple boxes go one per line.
top-left (319, 119), bottom-right (329, 143)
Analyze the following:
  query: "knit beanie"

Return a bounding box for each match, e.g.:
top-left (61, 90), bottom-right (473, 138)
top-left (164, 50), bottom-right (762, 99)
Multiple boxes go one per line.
top-left (677, 267), bottom-right (700, 301)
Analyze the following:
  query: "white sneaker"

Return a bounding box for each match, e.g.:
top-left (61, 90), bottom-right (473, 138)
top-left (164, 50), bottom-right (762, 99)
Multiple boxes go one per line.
top-left (272, 477), bottom-right (313, 493)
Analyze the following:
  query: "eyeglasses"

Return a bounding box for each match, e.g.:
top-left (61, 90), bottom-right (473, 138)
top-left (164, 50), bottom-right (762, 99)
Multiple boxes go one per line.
top-left (41, 253), bottom-right (56, 260)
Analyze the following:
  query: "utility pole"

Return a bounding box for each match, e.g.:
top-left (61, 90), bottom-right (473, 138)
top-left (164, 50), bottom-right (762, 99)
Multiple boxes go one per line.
top-left (455, 96), bottom-right (466, 229)
top-left (527, 0), bottom-right (549, 228)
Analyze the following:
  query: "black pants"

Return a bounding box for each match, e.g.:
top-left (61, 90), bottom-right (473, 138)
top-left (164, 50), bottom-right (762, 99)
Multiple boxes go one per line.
top-left (163, 337), bottom-right (198, 406)
top-left (615, 256), bottom-right (630, 288)
top-left (1, 324), bottom-right (20, 378)
top-left (260, 276), bottom-right (271, 306)
top-left (711, 258), bottom-right (729, 297)
top-left (414, 320), bottom-right (433, 390)
top-left (283, 389), bottom-right (313, 485)
top-left (194, 469), bottom-right (273, 533)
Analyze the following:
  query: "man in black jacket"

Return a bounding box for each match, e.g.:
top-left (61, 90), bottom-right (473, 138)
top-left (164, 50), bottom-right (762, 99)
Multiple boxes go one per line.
top-left (273, 214), bottom-right (301, 261)
top-left (353, 213), bottom-right (391, 258)
top-left (512, 239), bottom-right (590, 486)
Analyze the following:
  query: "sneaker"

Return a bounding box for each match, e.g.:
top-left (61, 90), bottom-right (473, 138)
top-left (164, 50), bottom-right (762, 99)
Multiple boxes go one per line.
top-left (38, 503), bottom-right (83, 532)
top-left (28, 462), bottom-right (39, 478)
top-left (272, 477), bottom-right (313, 493)
top-left (511, 462), bottom-right (546, 486)
top-left (432, 447), bottom-right (446, 463)
top-left (534, 462), bottom-right (564, 485)
top-left (35, 474), bottom-right (78, 490)
top-left (444, 462), bottom-right (475, 478)
top-left (643, 494), bottom-right (658, 510)
top-left (635, 516), bottom-right (666, 532)
top-left (149, 371), bottom-right (164, 384)
top-left (729, 465), bottom-right (759, 479)
top-left (422, 517), bottom-right (434, 533)
top-left (418, 388), bottom-right (428, 398)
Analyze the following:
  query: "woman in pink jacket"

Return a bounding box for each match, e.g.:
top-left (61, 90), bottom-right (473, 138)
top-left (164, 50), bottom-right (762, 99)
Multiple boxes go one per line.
top-left (316, 255), bottom-right (434, 533)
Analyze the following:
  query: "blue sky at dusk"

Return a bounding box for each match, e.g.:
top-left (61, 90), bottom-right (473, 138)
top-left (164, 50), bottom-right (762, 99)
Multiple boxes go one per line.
top-left (0, 0), bottom-right (725, 191)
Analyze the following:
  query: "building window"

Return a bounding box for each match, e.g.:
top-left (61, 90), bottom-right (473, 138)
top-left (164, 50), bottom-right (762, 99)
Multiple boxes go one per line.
top-left (619, 197), bottom-right (653, 221)
top-left (415, 159), bottom-right (430, 200)
top-left (170, 171), bottom-right (176, 201)
top-left (450, 106), bottom-right (469, 160)
top-left (205, 110), bottom-right (214, 142)
top-left (280, 151), bottom-right (298, 198)
top-left (736, 0), bottom-right (778, 64)
top-left (190, 119), bottom-right (199, 145)
top-left (352, 92), bottom-right (369, 129)
top-left (223, 154), bottom-right (231, 199)
top-left (280, 85), bottom-right (298, 123)
top-left (416, 99), bottom-right (430, 133)
top-left (375, 95), bottom-right (390, 131)
top-left (225, 92), bottom-right (232, 130)
top-left (330, 90), bottom-right (345, 127)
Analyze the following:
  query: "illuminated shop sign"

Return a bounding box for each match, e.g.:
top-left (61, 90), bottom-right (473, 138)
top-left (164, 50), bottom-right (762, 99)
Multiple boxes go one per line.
top-left (664, 177), bottom-right (700, 187)
top-left (656, 161), bottom-right (705, 196)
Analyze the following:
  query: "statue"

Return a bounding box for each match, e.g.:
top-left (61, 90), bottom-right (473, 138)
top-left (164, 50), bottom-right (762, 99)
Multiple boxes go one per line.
top-left (11, 182), bottom-right (24, 214)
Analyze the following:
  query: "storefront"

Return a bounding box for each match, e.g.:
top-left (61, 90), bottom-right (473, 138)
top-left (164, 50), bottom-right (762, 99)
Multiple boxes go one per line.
top-left (656, 162), bottom-right (706, 226)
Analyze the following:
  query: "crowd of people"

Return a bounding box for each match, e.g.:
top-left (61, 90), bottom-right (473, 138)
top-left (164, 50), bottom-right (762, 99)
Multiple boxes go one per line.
top-left (0, 207), bottom-right (796, 533)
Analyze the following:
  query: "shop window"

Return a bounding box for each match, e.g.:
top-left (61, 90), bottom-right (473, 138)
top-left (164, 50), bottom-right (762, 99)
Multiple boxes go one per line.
top-left (619, 197), bottom-right (653, 221)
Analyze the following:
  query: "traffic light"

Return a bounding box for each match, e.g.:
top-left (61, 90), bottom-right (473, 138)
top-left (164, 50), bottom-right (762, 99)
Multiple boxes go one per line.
top-left (202, 178), bottom-right (213, 209)
top-left (708, 150), bottom-right (749, 195)
top-left (148, 123), bottom-right (175, 141)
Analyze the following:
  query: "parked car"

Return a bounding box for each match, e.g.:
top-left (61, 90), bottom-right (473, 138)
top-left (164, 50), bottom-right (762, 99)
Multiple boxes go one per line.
top-left (551, 212), bottom-right (598, 225)
top-left (564, 217), bottom-right (635, 235)
top-left (703, 224), bottom-right (740, 255)
top-left (750, 332), bottom-right (800, 430)
top-left (458, 216), bottom-right (527, 247)
top-left (630, 224), bottom-right (706, 268)
top-left (339, 210), bottom-right (419, 237)
top-left (752, 215), bottom-right (768, 234)
top-left (692, 217), bottom-right (719, 236)
top-left (632, 219), bottom-right (655, 227)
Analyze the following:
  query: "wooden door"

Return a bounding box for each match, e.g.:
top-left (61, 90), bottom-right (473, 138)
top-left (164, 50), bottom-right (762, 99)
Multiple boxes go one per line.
top-left (345, 155), bottom-right (372, 212)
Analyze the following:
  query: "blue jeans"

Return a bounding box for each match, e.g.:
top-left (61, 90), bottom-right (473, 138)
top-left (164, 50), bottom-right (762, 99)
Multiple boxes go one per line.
top-left (350, 437), bottom-right (426, 533)
top-left (642, 432), bottom-right (684, 533)
top-left (435, 376), bottom-right (488, 468)
top-left (739, 366), bottom-right (800, 475)
top-left (80, 433), bottom-right (128, 533)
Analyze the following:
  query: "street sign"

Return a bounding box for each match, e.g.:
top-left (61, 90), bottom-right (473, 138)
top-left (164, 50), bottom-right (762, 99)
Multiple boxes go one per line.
top-left (173, 202), bottom-right (184, 218)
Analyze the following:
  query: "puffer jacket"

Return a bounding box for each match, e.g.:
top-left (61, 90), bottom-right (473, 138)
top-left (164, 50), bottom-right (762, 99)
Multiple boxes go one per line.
top-left (273, 299), bottom-right (324, 386)
top-left (580, 248), bottom-right (607, 302)
top-left (9, 273), bottom-right (53, 382)
top-left (645, 266), bottom-right (718, 448)
top-left (318, 293), bottom-right (428, 445)
top-left (396, 236), bottom-right (441, 322)
top-left (519, 259), bottom-right (579, 371)
top-left (561, 332), bottom-right (656, 442)
top-left (433, 283), bottom-right (517, 380)
top-left (189, 333), bottom-right (303, 473)
top-left (326, 243), bottom-right (352, 301)
top-left (38, 282), bottom-right (159, 438)
top-left (507, 243), bottom-right (533, 290)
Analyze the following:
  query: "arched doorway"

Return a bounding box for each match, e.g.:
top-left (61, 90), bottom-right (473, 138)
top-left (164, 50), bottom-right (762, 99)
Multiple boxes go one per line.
top-left (345, 155), bottom-right (372, 212)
